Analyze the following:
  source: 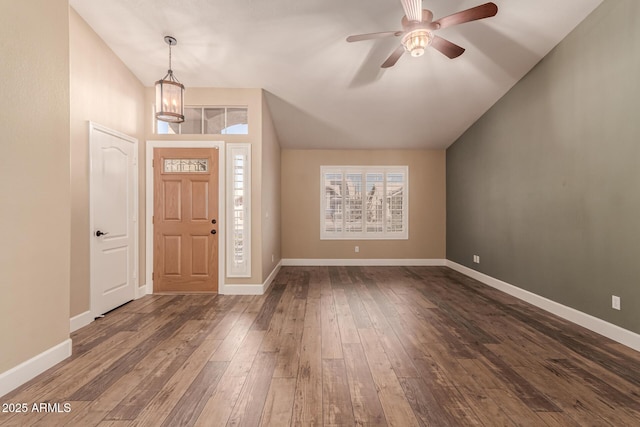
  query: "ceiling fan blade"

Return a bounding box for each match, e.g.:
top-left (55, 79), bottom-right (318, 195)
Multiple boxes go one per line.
top-left (381, 45), bottom-right (405, 68)
top-left (430, 36), bottom-right (465, 59)
top-left (346, 31), bottom-right (403, 42)
top-left (400, 0), bottom-right (423, 22)
top-left (430, 2), bottom-right (498, 30)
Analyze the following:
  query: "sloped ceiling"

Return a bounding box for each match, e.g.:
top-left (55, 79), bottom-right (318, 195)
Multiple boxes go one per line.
top-left (70, 0), bottom-right (602, 149)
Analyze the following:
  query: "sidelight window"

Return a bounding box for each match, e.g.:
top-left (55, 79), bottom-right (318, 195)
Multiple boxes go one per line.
top-left (227, 144), bottom-right (251, 277)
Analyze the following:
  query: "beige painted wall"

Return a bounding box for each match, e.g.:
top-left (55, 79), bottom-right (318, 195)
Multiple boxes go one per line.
top-left (69, 8), bottom-right (146, 317)
top-left (261, 94), bottom-right (282, 280)
top-left (0, 0), bottom-right (70, 373)
top-left (144, 87), bottom-right (268, 285)
top-left (281, 150), bottom-right (446, 260)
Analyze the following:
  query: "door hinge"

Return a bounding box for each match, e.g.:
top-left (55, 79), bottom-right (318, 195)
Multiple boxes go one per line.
top-left (152, 272), bottom-right (154, 280)
top-left (152, 215), bottom-right (154, 224)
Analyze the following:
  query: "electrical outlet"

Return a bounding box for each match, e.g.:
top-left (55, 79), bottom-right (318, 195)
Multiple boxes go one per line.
top-left (473, 255), bottom-right (480, 264)
top-left (612, 295), bottom-right (621, 310)
top-left (272, 254), bottom-right (275, 263)
top-left (355, 246), bottom-right (359, 253)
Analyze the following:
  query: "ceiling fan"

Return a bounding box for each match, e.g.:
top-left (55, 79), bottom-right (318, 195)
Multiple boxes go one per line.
top-left (346, 1), bottom-right (498, 68)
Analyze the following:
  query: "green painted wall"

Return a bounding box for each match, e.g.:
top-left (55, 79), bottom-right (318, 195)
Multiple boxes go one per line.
top-left (446, 0), bottom-right (640, 333)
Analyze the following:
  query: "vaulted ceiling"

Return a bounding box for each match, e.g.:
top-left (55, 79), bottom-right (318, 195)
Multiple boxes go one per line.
top-left (70, 0), bottom-right (602, 149)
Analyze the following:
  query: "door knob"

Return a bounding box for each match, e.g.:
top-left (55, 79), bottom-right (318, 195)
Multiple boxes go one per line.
top-left (95, 230), bottom-right (109, 237)
top-left (211, 219), bottom-right (217, 224)
top-left (211, 230), bottom-right (217, 235)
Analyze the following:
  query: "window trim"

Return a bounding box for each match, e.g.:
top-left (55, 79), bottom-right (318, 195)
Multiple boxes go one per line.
top-left (320, 165), bottom-right (409, 240)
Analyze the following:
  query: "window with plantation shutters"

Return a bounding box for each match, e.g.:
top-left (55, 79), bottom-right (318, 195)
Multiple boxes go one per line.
top-left (227, 144), bottom-right (251, 277)
top-left (321, 166), bottom-right (408, 240)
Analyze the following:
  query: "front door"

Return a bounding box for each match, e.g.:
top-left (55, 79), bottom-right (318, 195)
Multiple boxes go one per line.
top-left (90, 123), bottom-right (137, 316)
top-left (153, 147), bottom-right (219, 292)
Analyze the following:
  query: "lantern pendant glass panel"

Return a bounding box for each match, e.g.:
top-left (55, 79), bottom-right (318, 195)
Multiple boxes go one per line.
top-left (155, 74), bottom-right (185, 123)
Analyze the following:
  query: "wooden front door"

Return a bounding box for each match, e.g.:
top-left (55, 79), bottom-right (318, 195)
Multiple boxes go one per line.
top-left (153, 147), bottom-right (218, 292)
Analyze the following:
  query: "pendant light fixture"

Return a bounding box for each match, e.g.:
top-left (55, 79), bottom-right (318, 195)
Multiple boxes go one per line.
top-left (155, 36), bottom-right (185, 123)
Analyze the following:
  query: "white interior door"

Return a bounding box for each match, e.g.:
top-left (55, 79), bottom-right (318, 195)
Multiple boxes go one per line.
top-left (90, 123), bottom-right (138, 316)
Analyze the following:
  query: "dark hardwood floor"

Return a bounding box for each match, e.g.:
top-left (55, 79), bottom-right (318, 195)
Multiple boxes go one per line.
top-left (1, 266), bottom-right (639, 426)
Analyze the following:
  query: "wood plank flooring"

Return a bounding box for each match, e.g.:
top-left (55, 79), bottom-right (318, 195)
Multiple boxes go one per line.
top-left (2, 266), bottom-right (640, 426)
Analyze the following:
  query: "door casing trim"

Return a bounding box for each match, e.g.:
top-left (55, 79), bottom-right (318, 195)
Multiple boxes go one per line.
top-left (145, 140), bottom-right (226, 295)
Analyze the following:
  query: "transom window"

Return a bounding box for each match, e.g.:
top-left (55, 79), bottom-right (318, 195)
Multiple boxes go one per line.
top-left (157, 106), bottom-right (248, 135)
top-left (321, 166), bottom-right (408, 240)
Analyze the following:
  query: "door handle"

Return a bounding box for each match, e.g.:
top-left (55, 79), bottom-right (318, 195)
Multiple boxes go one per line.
top-left (95, 230), bottom-right (109, 237)
top-left (211, 219), bottom-right (217, 224)
top-left (210, 230), bottom-right (217, 235)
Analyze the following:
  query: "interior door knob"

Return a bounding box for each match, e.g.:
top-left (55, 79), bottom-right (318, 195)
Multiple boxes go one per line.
top-left (95, 230), bottom-right (109, 237)
top-left (210, 230), bottom-right (217, 235)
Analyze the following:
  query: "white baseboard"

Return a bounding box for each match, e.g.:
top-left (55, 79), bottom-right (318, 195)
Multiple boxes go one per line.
top-left (0, 339), bottom-right (72, 398)
top-left (281, 258), bottom-right (447, 267)
top-left (261, 261), bottom-right (281, 294)
top-left (70, 311), bottom-right (93, 333)
top-left (221, 261), bottom-right (282, 295)
top-left (446, 260), bottom-right (640, 352)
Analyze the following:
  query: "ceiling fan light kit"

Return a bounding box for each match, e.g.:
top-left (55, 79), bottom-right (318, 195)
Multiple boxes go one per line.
top-left (155, 35), bottom-right (185, 124)
top-left (347, 1), bottom-right (498, 68)
top-left (402, 30), bottom-right (433, 57)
